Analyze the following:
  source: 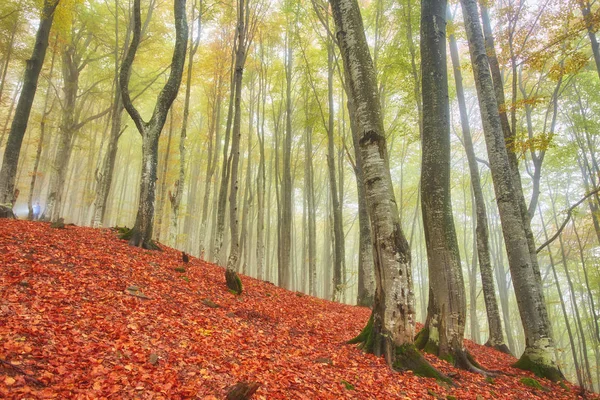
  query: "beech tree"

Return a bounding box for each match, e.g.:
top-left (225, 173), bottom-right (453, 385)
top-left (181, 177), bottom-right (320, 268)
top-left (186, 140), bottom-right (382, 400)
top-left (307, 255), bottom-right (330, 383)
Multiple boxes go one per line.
top-left (460, 0), bottom-right (563, 381)
top-left (0, 0), bottom-right (59, 210)
top-left (331, 0), bottom-right (444, 379)
top-left (119, 0), bottom-right (188, 249)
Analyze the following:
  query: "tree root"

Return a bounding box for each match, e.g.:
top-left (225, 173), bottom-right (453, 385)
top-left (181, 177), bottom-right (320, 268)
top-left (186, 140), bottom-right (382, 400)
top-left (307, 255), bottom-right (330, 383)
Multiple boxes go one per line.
top-left (348, 313), bottom-right (451, 383)
top-left (415, 326), bottom-right (496, 378)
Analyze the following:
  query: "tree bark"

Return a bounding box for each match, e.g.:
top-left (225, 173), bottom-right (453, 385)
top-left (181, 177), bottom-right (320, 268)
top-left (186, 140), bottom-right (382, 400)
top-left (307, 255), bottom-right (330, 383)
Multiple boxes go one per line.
top-left (170, 0), bottom-right (202, 246)
top-left (448, 17), bottom-right (509, 354)
top-left (331, 0), bottom-right (444, 379)
top-left (0, 0), bottom-right (59, 208)
top-left (119, 0), bottom-right (188, 249)
top-left (460, 0), bottom-right (562, 380)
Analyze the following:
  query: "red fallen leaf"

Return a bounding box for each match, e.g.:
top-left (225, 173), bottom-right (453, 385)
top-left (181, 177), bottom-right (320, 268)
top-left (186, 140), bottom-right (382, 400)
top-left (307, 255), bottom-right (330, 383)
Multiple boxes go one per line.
top-left (0, 220), bottom-right (597, 400)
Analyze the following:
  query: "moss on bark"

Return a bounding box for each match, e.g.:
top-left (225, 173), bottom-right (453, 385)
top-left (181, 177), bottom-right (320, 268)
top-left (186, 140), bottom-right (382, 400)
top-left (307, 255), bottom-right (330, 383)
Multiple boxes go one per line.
top-left (513, 353), bottom-right (564, 382)
top-left (349, 315), bottom-right (450, 383)
top-left (225, 269), bottom-right (243, 295)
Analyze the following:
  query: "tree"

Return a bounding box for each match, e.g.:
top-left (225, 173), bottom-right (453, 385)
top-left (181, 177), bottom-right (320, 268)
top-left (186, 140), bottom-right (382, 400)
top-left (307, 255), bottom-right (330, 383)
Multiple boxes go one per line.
top-left (119, 0), bottom-right (188, 249)
top-left (416, 0), bottom-right (485, 372)
top-left (331, 0), bottom-right (445, 379)
top-left (0, 0), bottom-right (59, 210)
top-left (459, 0), bottom-right (563, 381)
top-left (447, 9), bottom-right (509, 354)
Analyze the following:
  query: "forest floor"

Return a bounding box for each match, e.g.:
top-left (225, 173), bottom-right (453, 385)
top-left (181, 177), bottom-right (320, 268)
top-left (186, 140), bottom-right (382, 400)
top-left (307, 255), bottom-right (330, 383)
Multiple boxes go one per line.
top-left (0, 220), bottom-right (597, 399)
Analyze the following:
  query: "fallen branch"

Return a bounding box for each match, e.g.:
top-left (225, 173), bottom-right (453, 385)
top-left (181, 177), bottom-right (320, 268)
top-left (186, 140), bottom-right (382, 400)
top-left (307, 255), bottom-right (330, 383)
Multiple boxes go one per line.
top-left (0, 358), bottom-right (45, 386)
top-left (537, 186), bottom-right (600, 253)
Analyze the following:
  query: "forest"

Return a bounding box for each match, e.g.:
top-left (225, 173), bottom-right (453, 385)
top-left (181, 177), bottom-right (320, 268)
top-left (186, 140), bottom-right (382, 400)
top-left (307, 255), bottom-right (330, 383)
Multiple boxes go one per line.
top-left (0, 0), bottom-right (599, 396)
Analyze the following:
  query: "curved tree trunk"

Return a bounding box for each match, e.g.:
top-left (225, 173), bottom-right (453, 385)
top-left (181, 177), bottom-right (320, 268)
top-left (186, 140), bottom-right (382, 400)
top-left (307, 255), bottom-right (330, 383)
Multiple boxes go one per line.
top-left (460, 0), bottom-right (562, 381)
top-left (0, 0), bottom-right (58, 209)
top-left (119, 0), bottom-right (188, 249)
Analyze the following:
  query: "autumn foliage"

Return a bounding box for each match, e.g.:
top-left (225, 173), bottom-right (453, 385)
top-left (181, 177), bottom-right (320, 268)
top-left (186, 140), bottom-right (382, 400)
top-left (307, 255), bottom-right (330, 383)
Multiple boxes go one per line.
top-left (0, 220), bottom-right (597, 399)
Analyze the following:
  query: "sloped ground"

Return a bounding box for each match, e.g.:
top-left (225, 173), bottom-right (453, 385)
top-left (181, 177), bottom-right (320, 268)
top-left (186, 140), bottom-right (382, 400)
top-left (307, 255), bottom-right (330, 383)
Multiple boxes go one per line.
top-left (0, 220), bottom-right (596, 399)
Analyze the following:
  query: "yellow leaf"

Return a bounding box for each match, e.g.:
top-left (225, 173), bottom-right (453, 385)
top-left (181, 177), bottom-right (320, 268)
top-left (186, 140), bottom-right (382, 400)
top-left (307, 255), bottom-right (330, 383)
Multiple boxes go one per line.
top-left (4, 376), bottom-right (15, 386)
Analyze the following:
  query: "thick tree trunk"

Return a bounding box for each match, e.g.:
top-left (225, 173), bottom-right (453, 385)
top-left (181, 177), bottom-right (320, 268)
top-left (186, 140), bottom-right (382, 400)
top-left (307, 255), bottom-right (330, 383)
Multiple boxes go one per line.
top-left (349, 98), bottom-right (374, 308)
top-left (119, 0), bottom-right (188, 249)
top-left (0, 0), bottom-right (58, 208)
top-left (460, 0), bottom-right (562, 380)
top-left (330, 0), bottom-right (444, 379)
top-left (417, 0), bottom-right (483, 372)
top-left (448, 21), bottom-right (508, 354)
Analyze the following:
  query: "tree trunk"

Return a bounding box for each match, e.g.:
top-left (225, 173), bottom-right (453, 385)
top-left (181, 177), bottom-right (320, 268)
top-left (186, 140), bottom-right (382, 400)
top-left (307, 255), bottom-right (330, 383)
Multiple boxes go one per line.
top-left (279, 30), bottom-right (293, 289)
top-left (539, 205), bottom-right (584, 388)
top-left (460, 0), bottom-right (562, 380)
top-left (225, 0), bottom-right (250, 293)
top-left (119, 0), bottom-right (188, 249)
top-left (417, 0), bottom-right (482, 372)
top-left (155, 112), bottom-right (174, 243)
top-left (326, 27), bottom-right (344, 301)
top-left (330, 0), bottom-right (444, 379)
top-left (0, 0), bottom-right (58, 208)
top-left (448, 19), bottom-right (509, 354)
top-left (169, 0), bottom-right (202, 246)
top-left (255, 39), bottom-right (267, 280)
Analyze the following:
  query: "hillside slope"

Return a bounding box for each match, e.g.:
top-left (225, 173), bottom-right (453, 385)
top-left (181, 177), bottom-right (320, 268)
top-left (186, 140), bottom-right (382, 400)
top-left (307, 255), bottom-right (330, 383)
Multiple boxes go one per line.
top-left (0, 220), bottom-right (596, 399)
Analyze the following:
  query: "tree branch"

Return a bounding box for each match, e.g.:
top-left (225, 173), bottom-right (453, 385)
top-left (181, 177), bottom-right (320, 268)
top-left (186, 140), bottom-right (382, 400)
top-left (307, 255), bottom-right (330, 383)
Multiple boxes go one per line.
top-left (536, 186), bottom-right (600, 253)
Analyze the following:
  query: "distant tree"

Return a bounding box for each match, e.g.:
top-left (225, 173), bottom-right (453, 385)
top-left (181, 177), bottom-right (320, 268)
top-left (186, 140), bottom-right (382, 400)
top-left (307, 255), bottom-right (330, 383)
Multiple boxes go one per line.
top-left (0, 0), bottom-right (59, 211)
top-left (119, 0), bottom-right (188, 249)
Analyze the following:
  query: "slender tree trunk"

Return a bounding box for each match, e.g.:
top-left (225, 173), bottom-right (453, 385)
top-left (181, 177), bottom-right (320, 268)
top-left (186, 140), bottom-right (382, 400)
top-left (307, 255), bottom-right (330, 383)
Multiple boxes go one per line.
top-left (169, 0), bottom-right (202, 246)
top-left (0, 16), bottom-right (19, 106)
top-left (0, 0), bottom-right (59, 208)
top-left (255, 39), bottom-right (267, 280)
top-left (278, 30), bottom-right (293, 289)
top-left (155, 112), bottom-right (174, 243)
top-left (119, 0), bottom-right (188, 249)
top-left (578, 0), bottom-right (600, 81)
top-left (225, 0), bottom-right (250, 294)
top-left (326, 26), bottom-right (344, 301)
top-left (460, 0), bottom-right (562, 380)
top-left (448, 20), bottom-right (509, 353)
top-left (539, 205), bottom-right (584, 388)
top-left (27, 35), bottom-right (57, 220)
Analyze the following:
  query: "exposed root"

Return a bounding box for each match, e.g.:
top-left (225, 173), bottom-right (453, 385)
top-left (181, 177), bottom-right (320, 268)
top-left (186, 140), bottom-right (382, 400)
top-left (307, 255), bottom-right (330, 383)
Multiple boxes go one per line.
top-left (348, 313), bottom-right (450, 383)
top-left (124, 228), bottom-right (162, 251)
top-left (415, 326), bottom-right (494, 377)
